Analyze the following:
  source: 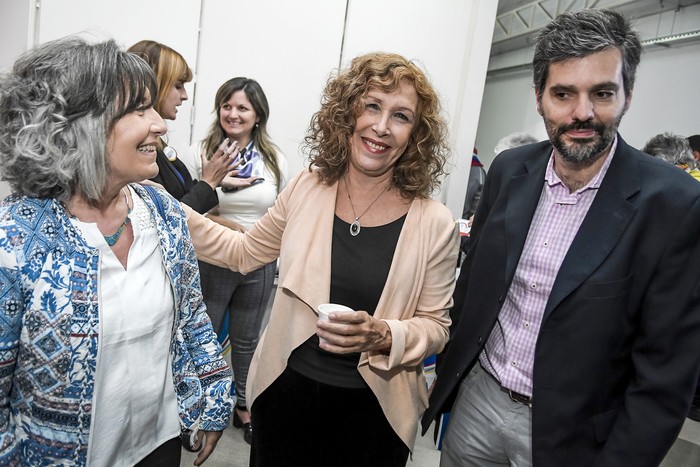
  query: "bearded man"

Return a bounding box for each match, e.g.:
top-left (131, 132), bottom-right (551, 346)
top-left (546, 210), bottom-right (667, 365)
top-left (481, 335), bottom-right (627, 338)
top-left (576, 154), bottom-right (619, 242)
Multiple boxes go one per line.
top-left (424, 8), bottom-right (700, 467)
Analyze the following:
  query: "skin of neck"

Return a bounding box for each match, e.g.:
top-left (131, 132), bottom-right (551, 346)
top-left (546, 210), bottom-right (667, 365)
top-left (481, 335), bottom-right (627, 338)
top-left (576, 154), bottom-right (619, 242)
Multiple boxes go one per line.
top-left (67, 183), bottom-right (126, 220)
top-left (552, 145), bottom-right (612, 193)
top-left (232, 133), bottom-right (252, 150)
top-left (344, 167), bottom-right (394, 192)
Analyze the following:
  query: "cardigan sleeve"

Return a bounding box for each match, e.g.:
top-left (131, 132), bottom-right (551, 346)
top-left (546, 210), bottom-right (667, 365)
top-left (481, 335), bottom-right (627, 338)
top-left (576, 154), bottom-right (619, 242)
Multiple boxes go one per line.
top-left (184, 169), bottom-right (307, 273)
top-left (367, 204), bottom-right (459, 370)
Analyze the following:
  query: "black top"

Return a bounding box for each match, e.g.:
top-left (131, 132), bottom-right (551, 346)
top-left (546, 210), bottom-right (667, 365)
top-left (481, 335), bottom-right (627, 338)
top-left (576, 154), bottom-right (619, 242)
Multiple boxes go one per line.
top-left (150, 148), bottom-right (218, 214)
top-left (287, 213), bottom-right (406, 388)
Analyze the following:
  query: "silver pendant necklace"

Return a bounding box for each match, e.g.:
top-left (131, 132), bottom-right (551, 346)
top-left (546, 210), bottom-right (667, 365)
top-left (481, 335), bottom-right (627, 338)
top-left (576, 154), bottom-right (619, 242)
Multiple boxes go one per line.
top-left (342, 176), bottom-right (389, 237)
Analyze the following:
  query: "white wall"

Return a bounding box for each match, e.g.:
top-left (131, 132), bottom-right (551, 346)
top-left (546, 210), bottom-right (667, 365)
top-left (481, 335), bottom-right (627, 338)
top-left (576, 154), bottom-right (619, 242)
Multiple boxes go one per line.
top-left (0, 0), bottom-right (34, 199)
top-left (474, 68), bottom-right (546, 167)
top-left (0, 0), bottom-right (498, 218)
top-left (34, 0), bottom-right (202, 158)
top-left (0, 0), bottom-right (32, 73)
top-left (192, 0), bottom-right (348, 179)
top-left (619, 41), bottom-right (700, 148)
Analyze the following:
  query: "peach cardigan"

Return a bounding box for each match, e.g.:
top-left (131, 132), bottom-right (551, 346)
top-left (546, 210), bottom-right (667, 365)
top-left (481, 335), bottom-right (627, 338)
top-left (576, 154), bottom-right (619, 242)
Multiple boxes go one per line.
top-left (183, 169), bottom-right (459, 449)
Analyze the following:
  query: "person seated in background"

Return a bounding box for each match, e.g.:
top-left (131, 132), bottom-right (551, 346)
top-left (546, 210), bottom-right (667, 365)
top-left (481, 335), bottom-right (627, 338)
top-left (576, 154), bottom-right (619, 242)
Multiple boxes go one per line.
top-left (184, 51), bottom-right (459, 466)
top-left (181, 77), bottom-right (289, 445)
top-left (461, 148), bottom-right (486, 222)
top-left (493, 131), bottom-right (539, 156)
top-left (128, 40), bottom-right (240, 214)
top-left (456, 149), bottom-right (485, 265)
top-left (689, 135), bottom-right (700, 163)
top-left (463, 132), bottom-right (539, 225)
top-left (642, 132), bottom-right (700, 181)
top-left (459, 132), bottom-right (539, 260)
top-left (0, 36), bottom-right (232, 466)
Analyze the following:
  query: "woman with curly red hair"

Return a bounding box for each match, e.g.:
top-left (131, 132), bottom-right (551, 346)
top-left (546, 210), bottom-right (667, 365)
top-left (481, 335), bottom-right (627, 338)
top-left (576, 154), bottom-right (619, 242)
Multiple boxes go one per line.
top-left (185, 52), bottom-right (459, 466)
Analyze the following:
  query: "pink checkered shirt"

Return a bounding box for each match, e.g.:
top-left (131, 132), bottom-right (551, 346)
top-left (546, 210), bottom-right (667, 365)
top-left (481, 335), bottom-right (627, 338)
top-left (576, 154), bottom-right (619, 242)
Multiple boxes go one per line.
top-left (479, 139), bottom-right (617, 397)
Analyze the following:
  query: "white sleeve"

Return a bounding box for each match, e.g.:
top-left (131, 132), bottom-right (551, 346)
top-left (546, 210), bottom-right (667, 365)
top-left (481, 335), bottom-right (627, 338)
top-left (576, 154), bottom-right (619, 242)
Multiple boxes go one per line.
top-left (276, 151), bottom-right (290, 193)
top-left (179, 142), bottom-right (203, 180)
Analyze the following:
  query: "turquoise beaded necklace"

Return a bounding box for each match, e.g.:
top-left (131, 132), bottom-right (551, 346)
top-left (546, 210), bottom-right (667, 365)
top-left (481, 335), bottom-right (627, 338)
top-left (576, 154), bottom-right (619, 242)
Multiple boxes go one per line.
top-left (103, 188), bottom-right (132, 246)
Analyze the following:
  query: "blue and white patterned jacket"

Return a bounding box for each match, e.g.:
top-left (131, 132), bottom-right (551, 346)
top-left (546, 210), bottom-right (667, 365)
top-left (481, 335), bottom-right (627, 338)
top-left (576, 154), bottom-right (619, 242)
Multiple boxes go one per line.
top-left (0, 184), bottom-right (232, 466)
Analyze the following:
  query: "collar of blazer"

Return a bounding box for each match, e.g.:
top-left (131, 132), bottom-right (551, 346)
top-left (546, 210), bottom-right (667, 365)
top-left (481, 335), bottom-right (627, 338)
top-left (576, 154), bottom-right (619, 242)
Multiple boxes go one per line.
top-left (502, 134), bottom-right (639, 320)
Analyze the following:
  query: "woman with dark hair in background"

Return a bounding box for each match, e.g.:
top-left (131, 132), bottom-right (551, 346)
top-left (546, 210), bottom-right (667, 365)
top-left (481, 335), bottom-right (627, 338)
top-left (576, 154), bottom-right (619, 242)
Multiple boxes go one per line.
top-left (183, 52), bottom-right (459, 466)
top-left (0, 37), bottom-right (232, 466)
top-left (182, 77), bottom-right (288, 445)
top-left (128, 40), bottom-right (239, 214)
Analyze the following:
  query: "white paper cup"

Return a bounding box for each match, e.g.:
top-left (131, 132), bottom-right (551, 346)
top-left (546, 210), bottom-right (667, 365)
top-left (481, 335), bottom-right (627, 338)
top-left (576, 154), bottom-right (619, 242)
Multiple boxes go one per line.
top-left (317, 303), bottom-right (354, 345)
top-left (317, 303), bottom-right (354, 320)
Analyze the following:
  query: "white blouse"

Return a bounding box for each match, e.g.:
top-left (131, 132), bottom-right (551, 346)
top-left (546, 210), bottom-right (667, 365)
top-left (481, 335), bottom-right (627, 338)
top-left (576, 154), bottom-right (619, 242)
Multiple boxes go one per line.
top-left (71, 187), bottom-right (180, 466)
top-left (182, 141), bottom-right (288, 229)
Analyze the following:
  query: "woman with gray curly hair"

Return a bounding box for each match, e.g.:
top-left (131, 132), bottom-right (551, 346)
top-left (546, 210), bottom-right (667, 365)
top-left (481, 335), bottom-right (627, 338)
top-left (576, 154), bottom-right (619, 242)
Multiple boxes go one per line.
top-left (0, 36), bottom-right (232, 466)
top-left (184, 51), bottom-right (459, 466)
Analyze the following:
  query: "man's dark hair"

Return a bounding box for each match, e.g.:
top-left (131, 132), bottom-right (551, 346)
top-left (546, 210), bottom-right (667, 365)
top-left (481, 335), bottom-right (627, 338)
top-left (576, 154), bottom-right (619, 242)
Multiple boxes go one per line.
top-left (533, 9), bottom-right (642, 99)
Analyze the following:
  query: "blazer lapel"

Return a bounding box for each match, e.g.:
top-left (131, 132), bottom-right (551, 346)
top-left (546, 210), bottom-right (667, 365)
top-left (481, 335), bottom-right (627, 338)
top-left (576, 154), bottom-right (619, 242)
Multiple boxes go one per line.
top-left (544, 137), bottom-right (641, 319)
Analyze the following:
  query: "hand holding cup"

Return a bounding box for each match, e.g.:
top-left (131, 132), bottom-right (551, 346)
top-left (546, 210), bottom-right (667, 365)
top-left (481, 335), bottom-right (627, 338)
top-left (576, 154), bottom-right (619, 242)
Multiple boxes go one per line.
top-left (316, 303), bottom-right (392, 354)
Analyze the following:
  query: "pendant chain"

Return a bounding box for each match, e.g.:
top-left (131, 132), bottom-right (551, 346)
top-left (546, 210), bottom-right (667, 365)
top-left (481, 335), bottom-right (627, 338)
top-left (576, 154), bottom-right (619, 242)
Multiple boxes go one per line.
top-left (342, 176), bottom-right (389, 236)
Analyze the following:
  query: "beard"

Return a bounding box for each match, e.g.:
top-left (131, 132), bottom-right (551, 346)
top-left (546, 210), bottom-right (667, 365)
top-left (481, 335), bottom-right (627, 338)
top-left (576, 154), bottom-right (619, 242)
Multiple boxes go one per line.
top-left (544, 113), bottom-right (622, 167)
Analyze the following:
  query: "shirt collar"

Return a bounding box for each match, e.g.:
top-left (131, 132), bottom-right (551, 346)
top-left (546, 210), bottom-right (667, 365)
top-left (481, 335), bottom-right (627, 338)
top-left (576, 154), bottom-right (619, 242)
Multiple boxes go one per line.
top-left (545, 135), bottom-right (618, 194)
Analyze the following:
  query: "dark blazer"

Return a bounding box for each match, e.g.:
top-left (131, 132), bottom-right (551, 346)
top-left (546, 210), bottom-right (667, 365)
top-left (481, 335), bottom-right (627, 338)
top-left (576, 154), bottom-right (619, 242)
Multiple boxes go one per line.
top-left (151, 149), bottom-right (218, 214)
top-left (423, 136), bottom-right (700, 467)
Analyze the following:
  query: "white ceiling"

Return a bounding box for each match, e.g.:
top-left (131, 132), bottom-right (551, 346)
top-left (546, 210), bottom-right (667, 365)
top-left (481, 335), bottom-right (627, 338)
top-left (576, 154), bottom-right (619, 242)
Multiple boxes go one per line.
top-left (492, 0), bottom-right (700, 55)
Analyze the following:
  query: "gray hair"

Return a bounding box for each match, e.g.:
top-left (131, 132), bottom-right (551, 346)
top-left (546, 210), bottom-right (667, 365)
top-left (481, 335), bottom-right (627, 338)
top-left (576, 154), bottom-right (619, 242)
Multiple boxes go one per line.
top-left (494, 132), bottom-right (538, 155)
top-left (642, 132), bottom-right (696, 169)
top-left (533, 9), bottom-right (642, 99)
top-left (0, 36), bottom-right (157, 203)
